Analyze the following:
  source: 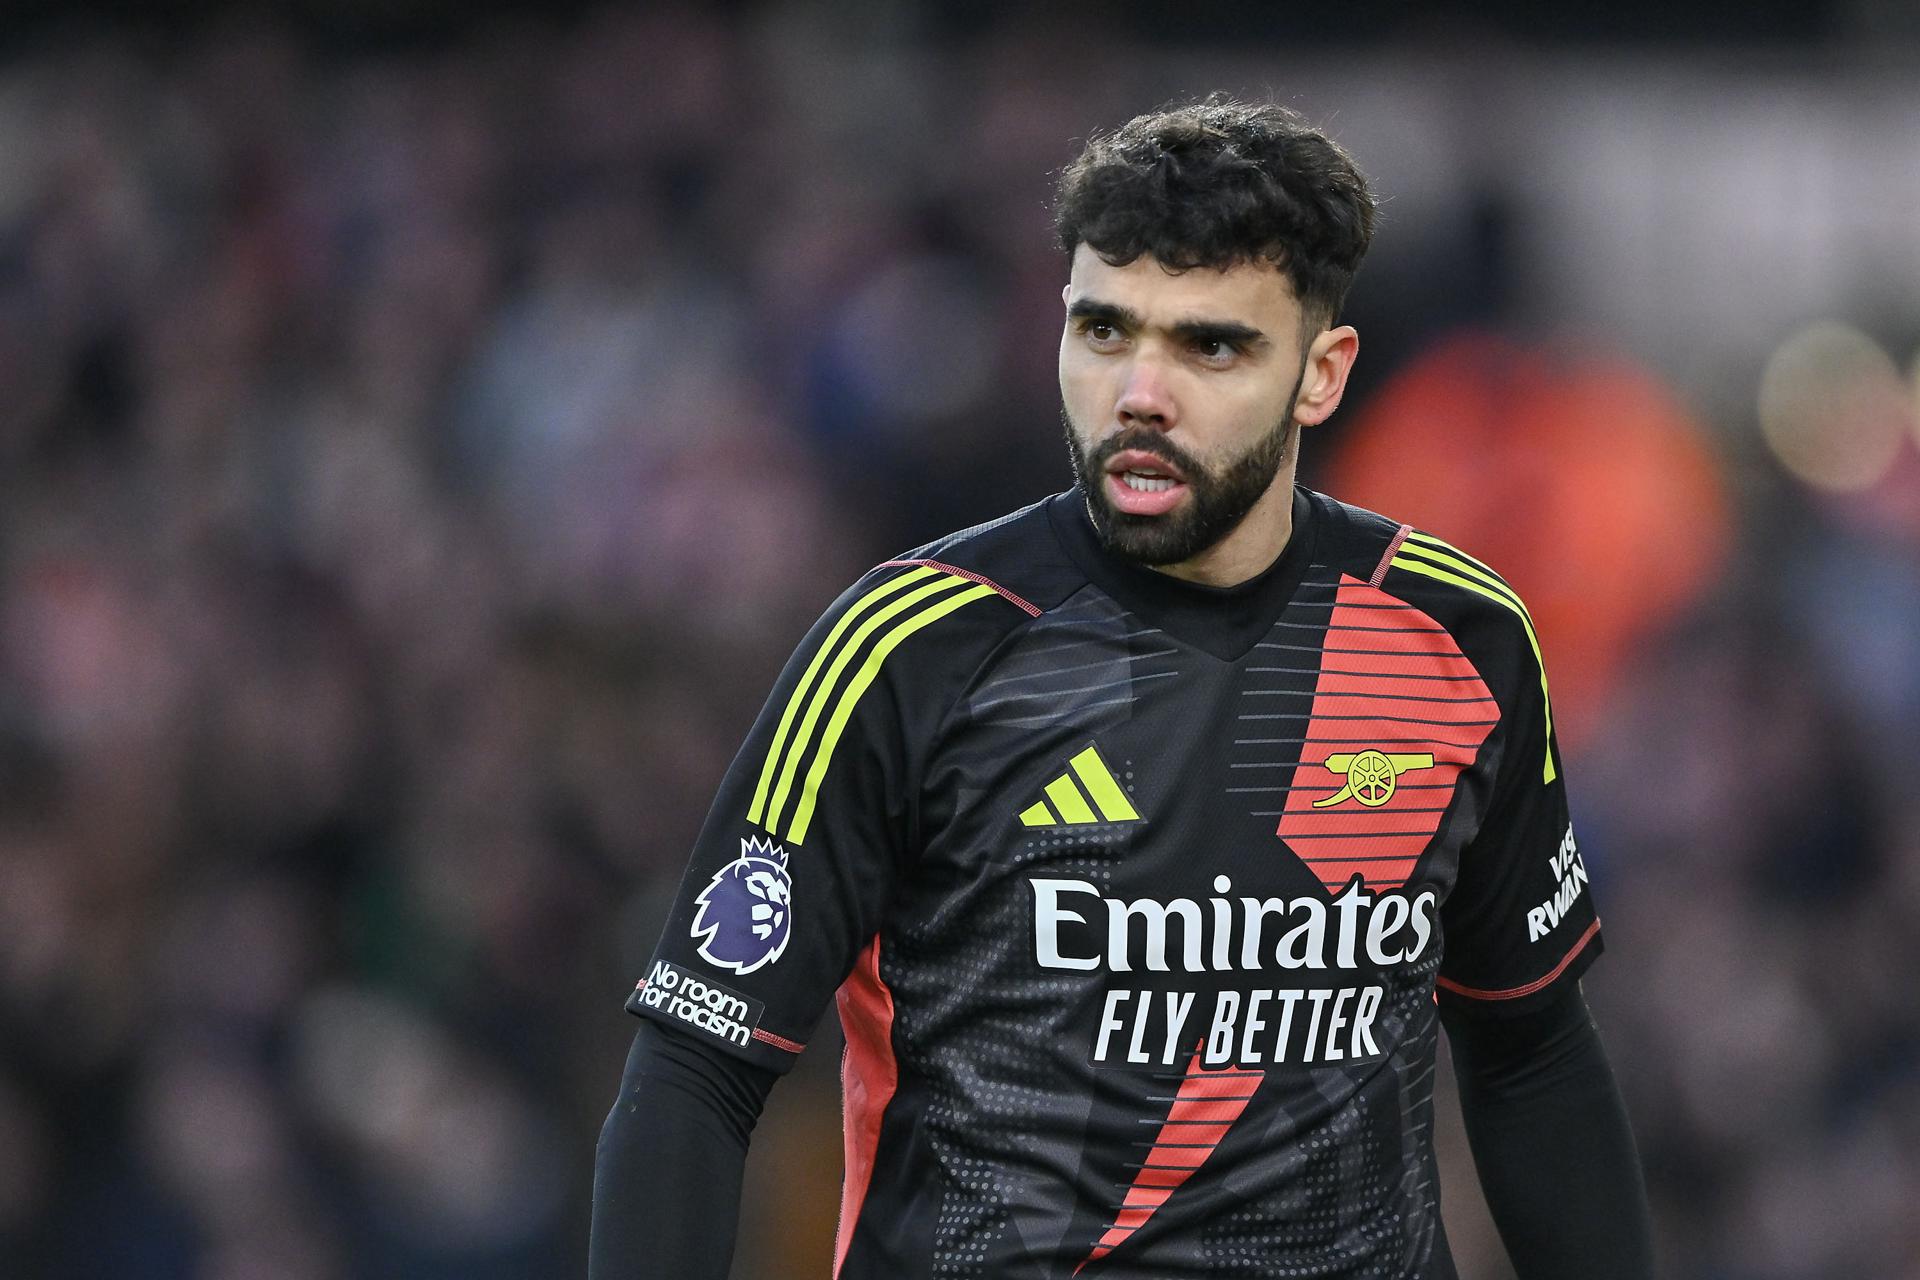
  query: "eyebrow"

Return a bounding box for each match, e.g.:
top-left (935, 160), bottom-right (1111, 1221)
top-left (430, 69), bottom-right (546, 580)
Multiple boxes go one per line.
top-left (1066, 297), bottom-right (1271, 352)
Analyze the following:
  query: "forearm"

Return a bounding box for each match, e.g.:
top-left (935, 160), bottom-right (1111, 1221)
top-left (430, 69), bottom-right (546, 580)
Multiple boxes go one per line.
top-left (1442, 987), bottom-right (1654, 1280)
top-left (590, 1019), bottom-right (778, 1280)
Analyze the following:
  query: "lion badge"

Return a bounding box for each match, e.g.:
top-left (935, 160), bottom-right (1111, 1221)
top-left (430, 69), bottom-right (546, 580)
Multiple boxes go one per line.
top-left (691, 836), bottom-right (793, 974)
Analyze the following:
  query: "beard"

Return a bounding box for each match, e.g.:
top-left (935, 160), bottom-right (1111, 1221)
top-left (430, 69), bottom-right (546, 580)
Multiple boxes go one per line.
top-left (1063, 409), bottom-right (1299, 567)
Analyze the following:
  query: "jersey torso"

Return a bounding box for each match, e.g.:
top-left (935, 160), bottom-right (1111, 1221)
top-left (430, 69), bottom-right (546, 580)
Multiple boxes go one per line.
top-left (632, 487), bottom-right (1601, 1279)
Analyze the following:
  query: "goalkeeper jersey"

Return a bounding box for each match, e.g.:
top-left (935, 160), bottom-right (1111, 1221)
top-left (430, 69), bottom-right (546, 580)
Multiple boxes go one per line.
top-left (626, 485), bottom-right (1603, 1279)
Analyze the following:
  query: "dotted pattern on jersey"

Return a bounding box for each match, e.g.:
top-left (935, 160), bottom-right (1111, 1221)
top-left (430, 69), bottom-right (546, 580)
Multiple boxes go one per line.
top-left (890, 821), bottom-right (1128, 1275)
top-left (1195, 953), bottom-right (1444, 1276)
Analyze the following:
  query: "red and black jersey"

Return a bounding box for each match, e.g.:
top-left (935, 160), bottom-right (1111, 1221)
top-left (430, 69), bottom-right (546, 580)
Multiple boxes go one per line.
top-left (627, 486), bottom-right (1603, 1279)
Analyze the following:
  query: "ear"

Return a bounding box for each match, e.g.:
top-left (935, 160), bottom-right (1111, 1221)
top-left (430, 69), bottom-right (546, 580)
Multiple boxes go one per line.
top-left (1061, 283), bottom-right (1072, 307)
top-left (1293, 325), bottom-right (1360, 427)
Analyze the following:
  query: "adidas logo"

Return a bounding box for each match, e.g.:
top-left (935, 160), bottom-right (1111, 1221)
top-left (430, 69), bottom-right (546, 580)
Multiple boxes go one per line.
top-left (1018, 744), bottom-right (1141, 827)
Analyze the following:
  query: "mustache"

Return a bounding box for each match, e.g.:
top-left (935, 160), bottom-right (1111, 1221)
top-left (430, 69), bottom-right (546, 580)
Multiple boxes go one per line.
top-left (1085, 428), bottom-right (1204, 476)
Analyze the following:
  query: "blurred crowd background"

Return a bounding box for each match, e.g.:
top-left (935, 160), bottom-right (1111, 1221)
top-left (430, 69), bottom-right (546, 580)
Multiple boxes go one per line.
top-left (1, 2), bottom-right (1918, 1278)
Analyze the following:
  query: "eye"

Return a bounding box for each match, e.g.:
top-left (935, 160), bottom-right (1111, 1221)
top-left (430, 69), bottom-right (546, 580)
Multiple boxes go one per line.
top-left (1191, 337), bottom-right (1241, 366)
top-left (1077, 320), bottom-right (1125, 351)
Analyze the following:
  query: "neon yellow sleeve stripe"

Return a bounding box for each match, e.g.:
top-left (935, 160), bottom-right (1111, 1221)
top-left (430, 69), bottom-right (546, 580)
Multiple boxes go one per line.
top-left (1402, 528), bottom-right (1501, 577)
top-left (1394, 538), bottom-right (1535, 628)
top-left (784, 582), bottom-right (996, 845)
top-left (763, 573), bottom-right (970, 833)
top-left (1069, 745), bottom-right (1139, 821)
top-left (747, 565), bottom-right (944, 824)
top-left (1389, 555), bottom-right (1558, 784)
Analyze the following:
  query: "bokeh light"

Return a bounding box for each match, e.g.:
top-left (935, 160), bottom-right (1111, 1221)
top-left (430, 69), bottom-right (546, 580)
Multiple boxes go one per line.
top-left (1757, 321), bottom-right (1910, 493)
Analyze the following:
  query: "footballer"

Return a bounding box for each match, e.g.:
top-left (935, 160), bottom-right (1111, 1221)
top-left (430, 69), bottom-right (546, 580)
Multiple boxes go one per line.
top-left (590, 98), bottom-right (1654, 1279)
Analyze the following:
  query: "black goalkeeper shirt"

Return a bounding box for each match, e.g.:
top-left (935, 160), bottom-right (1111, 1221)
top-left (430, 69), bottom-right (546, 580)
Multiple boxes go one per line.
top-left (626, 486), bottom-right (1603, 1279)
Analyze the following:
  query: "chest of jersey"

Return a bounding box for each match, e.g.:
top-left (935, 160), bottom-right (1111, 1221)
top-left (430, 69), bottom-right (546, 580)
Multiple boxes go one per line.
top-left (902, 570), bottom-right (1504, 1074)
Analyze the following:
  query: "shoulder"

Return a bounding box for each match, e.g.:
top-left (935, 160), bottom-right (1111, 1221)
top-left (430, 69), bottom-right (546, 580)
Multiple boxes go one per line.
top-left (838, 492), bottom-right (1092, 643)
top-left (1309, 491), bottom-right (1538, 649)
top-left (887, 493), bottom-right (1090, 617)
top-left (795, 494), bottom-right (1088, 692)
top-left (1381, 527), bottom-right (1540, 664)
top-left (1306, 490), bottom-right (1547, 718)
top-left (1313, 492), bottom-right (1558, 776)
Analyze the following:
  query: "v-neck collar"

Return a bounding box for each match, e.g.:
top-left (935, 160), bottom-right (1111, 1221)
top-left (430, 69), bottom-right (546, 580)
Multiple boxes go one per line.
top-left (1046, 485), bottom-right (1320, 663)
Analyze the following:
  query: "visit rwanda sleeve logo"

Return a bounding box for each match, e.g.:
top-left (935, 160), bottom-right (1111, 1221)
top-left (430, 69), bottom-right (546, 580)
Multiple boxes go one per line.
top-left (691, 836), bottom-right (793, 974)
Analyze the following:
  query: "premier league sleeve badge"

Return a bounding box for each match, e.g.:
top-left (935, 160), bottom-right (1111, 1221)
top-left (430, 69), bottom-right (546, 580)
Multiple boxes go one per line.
top-left (690, 836), bottom-right (794, 975)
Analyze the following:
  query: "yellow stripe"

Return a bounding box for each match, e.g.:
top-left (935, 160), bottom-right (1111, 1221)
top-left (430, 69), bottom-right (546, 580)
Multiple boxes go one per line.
top-left (763, 573), bottom-right (964, 832)
top-left (748, 566), bottom-right (942, 824)
top-left (1395, 538), bottom-right (1535, 628)
top-left (1019, 801), bottom-right (1056, 827)
top-left (1045, 774), bottom-right (1099, 824)
top-left (785, 584), bottom-right (995, 845)
top-left (1389, 555), bottom-right (1558, 784)
top-left (1402, 528), bottom-right (1502, 578)
top-left (1068, 745), bottom-right (1139, 821)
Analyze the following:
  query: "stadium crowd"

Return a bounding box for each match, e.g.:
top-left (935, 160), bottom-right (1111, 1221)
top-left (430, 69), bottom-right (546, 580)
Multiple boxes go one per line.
top-left (0, 7), bottom-right (1916, 1278)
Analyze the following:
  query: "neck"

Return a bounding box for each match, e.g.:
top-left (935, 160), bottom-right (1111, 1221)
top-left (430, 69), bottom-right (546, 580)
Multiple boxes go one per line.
top-left (1151, 471), bottom-right (1298, 588)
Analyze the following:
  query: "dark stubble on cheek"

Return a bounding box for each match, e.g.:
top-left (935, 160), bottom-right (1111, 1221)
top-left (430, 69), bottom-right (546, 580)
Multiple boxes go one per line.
top-left (1063, 411), bottom-right (1298, 567)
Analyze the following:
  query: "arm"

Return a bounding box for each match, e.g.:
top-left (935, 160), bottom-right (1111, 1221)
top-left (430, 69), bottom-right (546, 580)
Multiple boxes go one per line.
top-left (1440, 985), bottom-right (1654, 1280)
top-left (589, 1020), bottom-right (778, 1280)
top-left (1397, 550), bottom-right (1649, 1274)
top-left (596, 562), bottom-right (1015, 1265)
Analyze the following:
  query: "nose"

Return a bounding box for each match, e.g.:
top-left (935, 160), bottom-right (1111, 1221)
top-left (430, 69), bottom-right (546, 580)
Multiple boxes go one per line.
top-left (1114, 353), bottom-right (1177, 431)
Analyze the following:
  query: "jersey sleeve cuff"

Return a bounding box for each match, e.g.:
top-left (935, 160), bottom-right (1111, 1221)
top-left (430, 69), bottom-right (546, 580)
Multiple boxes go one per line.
top-left (1434, 920), bottom-right (1604, 1019)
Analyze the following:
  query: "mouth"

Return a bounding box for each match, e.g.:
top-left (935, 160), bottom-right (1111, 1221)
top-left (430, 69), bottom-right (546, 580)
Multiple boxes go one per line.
top-left (1102, 449), bottom-right (1190, 516)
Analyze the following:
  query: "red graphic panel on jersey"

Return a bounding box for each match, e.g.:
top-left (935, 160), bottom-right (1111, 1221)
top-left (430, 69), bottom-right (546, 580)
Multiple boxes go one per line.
top-left (1075, 1051), bottom-right (1262, 1274)
top-left (1277, 575), bottom-right (1497, 892)
top-left (835, 937), bottom-right (898, 1279)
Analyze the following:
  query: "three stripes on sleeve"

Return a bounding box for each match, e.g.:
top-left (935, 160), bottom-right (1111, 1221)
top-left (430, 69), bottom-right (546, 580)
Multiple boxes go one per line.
top-left (1387, 530), bottom-right (1558, 783)
top-left (746, 565), bottom-right (1003, 847)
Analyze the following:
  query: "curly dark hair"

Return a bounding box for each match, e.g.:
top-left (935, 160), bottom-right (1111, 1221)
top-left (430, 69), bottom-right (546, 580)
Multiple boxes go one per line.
top-left (1054, 97), bottom-right (1378, 330)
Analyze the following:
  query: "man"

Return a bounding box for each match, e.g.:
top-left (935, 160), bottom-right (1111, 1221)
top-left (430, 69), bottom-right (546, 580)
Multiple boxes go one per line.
top-left (592, 98), bottom-right (1654, 1279)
